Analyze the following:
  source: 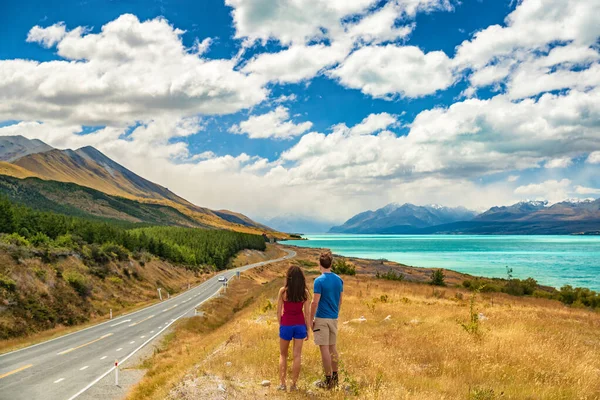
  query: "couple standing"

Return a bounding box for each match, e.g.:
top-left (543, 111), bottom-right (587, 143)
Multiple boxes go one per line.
top-left (276, 252), bottom-right (343, 391)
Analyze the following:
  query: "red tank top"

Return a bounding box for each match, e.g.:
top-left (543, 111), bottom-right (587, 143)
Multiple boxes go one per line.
top-left (281, 300), bottom-right (306, 326)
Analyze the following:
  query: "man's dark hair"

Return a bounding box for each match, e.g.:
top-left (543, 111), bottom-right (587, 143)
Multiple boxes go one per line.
top-left (319, 252), bottom-right (333, 269)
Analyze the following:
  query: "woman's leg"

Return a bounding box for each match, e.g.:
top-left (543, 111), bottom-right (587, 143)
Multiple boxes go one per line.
top-left (279, 339), bottom-right (290, 387)
top-left (291, 338), bottom-right (304, 387)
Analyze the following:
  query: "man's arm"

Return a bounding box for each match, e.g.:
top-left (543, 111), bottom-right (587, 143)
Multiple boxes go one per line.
top-left (310, 293), bottom-right (321, 329)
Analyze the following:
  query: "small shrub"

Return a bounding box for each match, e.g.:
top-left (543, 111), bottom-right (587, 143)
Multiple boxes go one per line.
top-left (53, 234), bottom-right (75, 249)
top-left (1, 233), bottom-right (30, 247)
top-left (30, 232), bottom-right (51, 247)
top-left (461, 286), bottom-right (483, 336)
top-left (100, 242), bottom-right (129, 261)
top-left (430, 269), bottom-right (446, 286)
top-left (376, 269), bottom-right (404, 281)
top-left (0, 275), bottom-right (16, 292)
top-left (469, 387), bottom-right (496, 400)
top-left (332, 259), bottom-right (356, 276)
top-left (64, 270), bottom-right (91, 297)
top-left (107, 276), bottom-right (123, 285)
top-left (261, 299), bottom-right (274, 313)
top-left (33, 267), bottom-right (47, 281)
top-left (296, 259), bottom-right (318, 268)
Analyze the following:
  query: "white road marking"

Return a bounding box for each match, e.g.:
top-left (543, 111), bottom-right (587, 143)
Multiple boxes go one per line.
top-left (110, 319), bottom-right (131, 327)
top-left (80, 366), bottom-right (89, 371)
top-left (150, 331), bottom-right (155, 334)
top-left (116, 348), bottom-right (123, 352)
top-left (54, 378), bottom-right (65, 383)
top-left (100, 356), bottom-right (107, 360)
top-left (130, 341), bottom-right (135, 344)
top-left (140, 336), bottom-right (146, 339)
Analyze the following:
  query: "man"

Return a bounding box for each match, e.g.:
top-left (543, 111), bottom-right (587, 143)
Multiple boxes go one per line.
top-left (310, 251), bottom-right (343, 389)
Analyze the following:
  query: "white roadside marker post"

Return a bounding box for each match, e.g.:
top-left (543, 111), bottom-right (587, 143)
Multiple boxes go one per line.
top-left (157, 288), bottom-right (162, 301)
top-left (110, 309), bottom-right (112, 320)
top-left (115, 360), bottom-right (119, 386)
top-left (167, 292), bottom-right (170, 299)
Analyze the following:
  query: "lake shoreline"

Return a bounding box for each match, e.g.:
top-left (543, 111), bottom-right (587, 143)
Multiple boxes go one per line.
top-left (282, 234), bottom-right (600, 293)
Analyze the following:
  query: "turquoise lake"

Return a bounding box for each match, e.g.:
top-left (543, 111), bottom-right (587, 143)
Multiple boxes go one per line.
top-left (286, 235), bottom-right (600, 291)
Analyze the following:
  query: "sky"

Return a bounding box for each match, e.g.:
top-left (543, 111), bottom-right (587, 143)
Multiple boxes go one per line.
top-left (1, 0), bottom-right (600, 229)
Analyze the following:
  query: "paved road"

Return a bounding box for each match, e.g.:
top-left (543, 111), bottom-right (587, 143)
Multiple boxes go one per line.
top-left (0, 249), bottom-right (295, 400)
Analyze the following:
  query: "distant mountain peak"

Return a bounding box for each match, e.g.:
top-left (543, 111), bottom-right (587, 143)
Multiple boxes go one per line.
top-left (0, 135), bottom-right (53, 162)
top-left (329, 202), bottom-right (478, 234)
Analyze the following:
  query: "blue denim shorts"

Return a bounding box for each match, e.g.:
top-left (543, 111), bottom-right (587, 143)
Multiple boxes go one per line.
top-left (279, 324), bottom-right (307, 340)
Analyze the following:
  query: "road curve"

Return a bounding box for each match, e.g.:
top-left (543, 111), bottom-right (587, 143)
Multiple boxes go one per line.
top-left (0, 248), bottom-right (296, 400)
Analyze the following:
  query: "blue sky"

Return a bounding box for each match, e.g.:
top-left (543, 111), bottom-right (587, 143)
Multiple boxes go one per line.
top-left (1, 0), bottom-right (599, 228)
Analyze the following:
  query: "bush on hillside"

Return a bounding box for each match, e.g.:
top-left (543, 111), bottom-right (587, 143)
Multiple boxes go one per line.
top-left (503, 277), bottom-right (537, 296)
top-left (430, 269), bottom-right (446, 286)
top-left (63, 270), bottom-right (91, 297)
top-left (0, 274), bottom-right (17, 292)
top-left (1, 233), bottom-right (30, 247)
top-left (375, 269), bottom-right (404, 281)
top-left (332, 259), bottom-right (356, 276)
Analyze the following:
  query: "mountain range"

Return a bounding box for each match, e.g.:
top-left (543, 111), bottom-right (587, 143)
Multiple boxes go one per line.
top-left (330, 203), bottom-right (478, 234)
top-left (0, 135), bottom-right (275, 235)
top-left (330, 200), bottom-right (600, 235)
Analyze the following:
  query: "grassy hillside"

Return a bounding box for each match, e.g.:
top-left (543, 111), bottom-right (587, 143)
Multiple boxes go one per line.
top-left (0, 196), bottom-right (268, 340)
top-left (0, 247), bottom-right (204, 341)
top-left (125, 247), bottom-right (600, 400)
top-left (0, 174), bottom-right (205, 227)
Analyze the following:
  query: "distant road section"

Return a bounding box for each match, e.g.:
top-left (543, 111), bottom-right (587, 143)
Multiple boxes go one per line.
top-left (0, 249), bottom-right (295, 400)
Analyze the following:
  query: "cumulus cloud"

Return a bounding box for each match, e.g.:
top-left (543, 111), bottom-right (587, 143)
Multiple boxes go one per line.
top-left (574, 185), bottom-right (600, 195)
top-left (455, 0), bottom-right (600, 99)
top-left (330, 45), bottom-right (456, 98)
top-left (243, 43), bottom-right (349, 84)
top-left (586, 151), bottom-right (600, 164)
top-left (230, 106), bottom-right (313, 139)
top-left (514, 179), bottom-right (572, 203)
top-left (333, 113), bottom-right (398, 136)
top-left (1, 14), bottom-right (267, 127)
top-left (26, 22), bottom-right (68, 48)
top-left (545, 157), bottom-right (573, 169)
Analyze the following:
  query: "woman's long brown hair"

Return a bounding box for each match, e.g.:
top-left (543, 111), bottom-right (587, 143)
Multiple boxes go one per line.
top-left (284, 265), bottom-right (308, 302)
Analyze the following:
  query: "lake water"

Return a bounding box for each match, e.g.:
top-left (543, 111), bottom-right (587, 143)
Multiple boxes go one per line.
top-left (286, 235), bottom-right (600, 291)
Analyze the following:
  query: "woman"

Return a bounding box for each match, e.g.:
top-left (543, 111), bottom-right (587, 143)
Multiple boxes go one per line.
top-left (277, 264), bottom-right (311, 391)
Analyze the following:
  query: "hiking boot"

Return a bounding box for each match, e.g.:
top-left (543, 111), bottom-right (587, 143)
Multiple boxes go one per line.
top-left (276, 384), bottom-right (287, 391)
top-left (314, 376), bottom-right (333, 390)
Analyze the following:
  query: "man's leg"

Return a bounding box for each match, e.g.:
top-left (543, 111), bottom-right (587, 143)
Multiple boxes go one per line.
top-left (329, 344), bottom-right (339, 385)
top-left (319, 345), bottom-right (333, 376)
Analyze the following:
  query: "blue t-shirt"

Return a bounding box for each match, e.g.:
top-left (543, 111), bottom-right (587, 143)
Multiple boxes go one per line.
top-left (314, 272), bottom-right (344, 319)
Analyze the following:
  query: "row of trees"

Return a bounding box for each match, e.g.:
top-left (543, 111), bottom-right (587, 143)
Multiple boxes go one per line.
top-left (0, 196), bottom-right (265, 270)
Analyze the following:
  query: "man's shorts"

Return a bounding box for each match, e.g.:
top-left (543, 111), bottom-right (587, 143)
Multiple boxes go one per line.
top-left (313, 317), bottom-right (338, 346)
top-left (279, 324), bottom-right (308, 341)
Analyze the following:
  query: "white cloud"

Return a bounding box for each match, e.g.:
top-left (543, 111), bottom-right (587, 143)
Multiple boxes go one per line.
top-left (330, 45), bottom-right (456, 98)
top-left (545, 157), bottom-right (573, 169)
top-left (225, 0), bottom-right (377, 45)
top-left (243, 43), bottom-right (349, 84)
top-left (574, 185), bottom-right (600, 195)
top-left (346, 2), bottom-right (414, 45)
top-left (26, 22), bottom-right (67, 48)
top-left (587, 151), bottom-right (600, 164)
top-left (455, 0), bottom-right (600, 99)
top-left (332, 113), bottom-right (398, 136)
top-left (230, 106), bottom-right (313, 139)
top-left (1, 14), bottom-right (267, 127)
top-left (507, 175), bottom-right (519, 182)
top-left (514, 179), bottom-right (572, 203)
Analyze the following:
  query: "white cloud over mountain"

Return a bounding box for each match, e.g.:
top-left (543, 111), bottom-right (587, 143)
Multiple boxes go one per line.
top-left (230, 106), bottom-right (313, 139)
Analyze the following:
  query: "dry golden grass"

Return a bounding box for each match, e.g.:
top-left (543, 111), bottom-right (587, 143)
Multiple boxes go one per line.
top-left (128, 249), bottom-right (600, 400)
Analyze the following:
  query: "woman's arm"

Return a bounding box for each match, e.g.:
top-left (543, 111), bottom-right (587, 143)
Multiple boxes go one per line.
top-left (304, 290), bottom-right (311, 338)
top-left (277, 287), bottom-right (284, 325)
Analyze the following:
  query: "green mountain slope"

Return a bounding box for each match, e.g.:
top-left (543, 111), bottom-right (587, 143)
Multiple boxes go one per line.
top-left (0, 174), bottom-right (206, 227)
